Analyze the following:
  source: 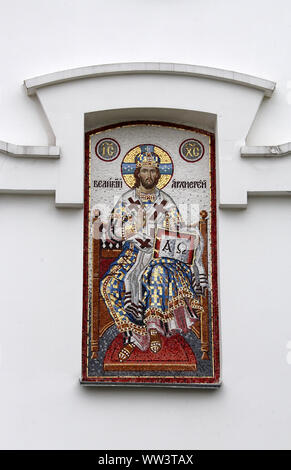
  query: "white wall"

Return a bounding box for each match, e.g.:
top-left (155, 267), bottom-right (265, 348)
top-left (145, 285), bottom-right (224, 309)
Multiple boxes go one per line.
top-left (0, 0), bottom-right (291, 450)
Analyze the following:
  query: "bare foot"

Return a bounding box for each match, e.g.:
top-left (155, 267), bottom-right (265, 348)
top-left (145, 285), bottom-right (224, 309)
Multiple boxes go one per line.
top-left (149, 329), bottom-right (162, 353)
top-left (118, 344), bottom-right (135, 362)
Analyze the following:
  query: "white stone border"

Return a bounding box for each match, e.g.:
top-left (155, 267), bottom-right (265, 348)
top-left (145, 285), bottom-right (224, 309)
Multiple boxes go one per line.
top-left (24, 62), bottom-right (276, 97)
top-left (241, 142), bottom-right (291, 157)
top-left (0, 140), bottom-right (60, 158)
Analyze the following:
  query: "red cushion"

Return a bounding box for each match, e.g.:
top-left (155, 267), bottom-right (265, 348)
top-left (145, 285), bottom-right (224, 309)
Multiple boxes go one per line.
top-left (104, 333), bottom-right (197, 371)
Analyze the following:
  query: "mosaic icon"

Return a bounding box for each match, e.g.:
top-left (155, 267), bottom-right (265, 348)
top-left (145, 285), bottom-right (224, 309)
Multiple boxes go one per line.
top-left (82, 123), bottom-right (220, 387)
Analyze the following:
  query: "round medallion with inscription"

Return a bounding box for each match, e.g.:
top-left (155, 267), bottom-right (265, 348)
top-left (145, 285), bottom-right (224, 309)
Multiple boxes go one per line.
top-left (95, 138), bottom-right (120, 162)
top-left (179, 139), bottom-right (205, 163)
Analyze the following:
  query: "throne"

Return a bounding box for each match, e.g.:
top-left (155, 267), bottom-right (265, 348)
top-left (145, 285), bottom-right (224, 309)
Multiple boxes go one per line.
top-left (90, 211), bottom-right (210, 371)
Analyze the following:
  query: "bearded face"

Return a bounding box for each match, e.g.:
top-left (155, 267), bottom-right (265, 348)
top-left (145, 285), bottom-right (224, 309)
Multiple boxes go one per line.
top-left (136, 165), bottom-right (160, 189)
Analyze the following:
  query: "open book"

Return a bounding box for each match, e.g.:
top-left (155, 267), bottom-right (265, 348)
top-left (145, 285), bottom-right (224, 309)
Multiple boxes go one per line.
top-left (154, 228), bottom-right (195, 265)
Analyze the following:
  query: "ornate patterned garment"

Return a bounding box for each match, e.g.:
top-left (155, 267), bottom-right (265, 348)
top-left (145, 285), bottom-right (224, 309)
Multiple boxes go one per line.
top-left (100, 187), bottom-right (205, 350)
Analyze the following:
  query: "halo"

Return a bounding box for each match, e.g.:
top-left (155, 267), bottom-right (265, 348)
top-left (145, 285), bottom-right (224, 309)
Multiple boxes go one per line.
top-left (121, 144), bottom-right (173, 189)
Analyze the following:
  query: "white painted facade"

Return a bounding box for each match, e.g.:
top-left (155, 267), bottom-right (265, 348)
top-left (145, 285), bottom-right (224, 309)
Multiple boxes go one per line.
top-left (0, 0), bottom-right (291, 450)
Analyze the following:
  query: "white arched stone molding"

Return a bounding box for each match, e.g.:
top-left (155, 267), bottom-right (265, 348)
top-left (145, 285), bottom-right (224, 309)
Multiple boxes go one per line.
top-left (24, 62), bottom-right (275, 98)
top-left (1, 62), bottom-right (279, 207)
